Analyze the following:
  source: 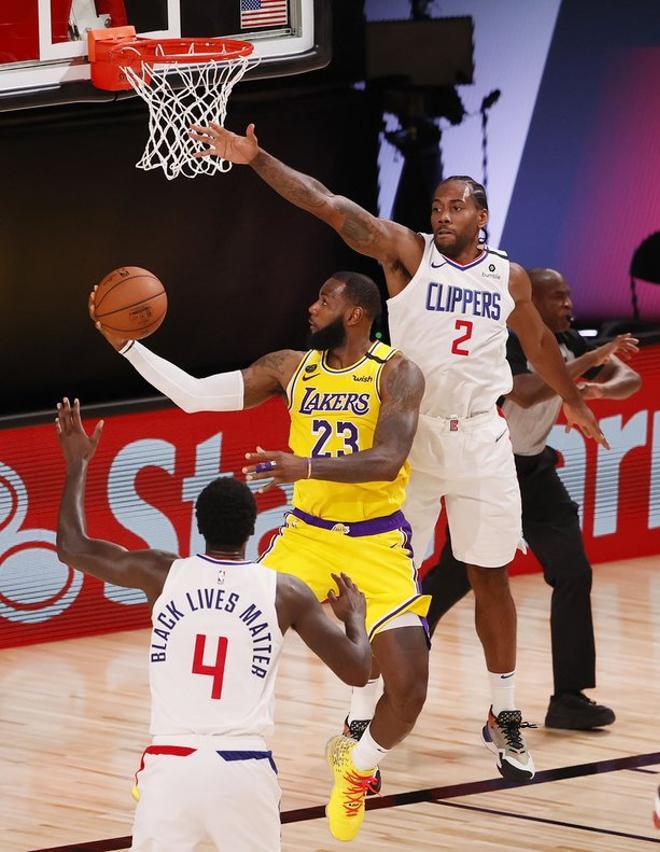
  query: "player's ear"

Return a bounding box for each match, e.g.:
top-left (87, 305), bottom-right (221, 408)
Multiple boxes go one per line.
top-left (347, 305), bottom-right (363, 327)
top-left (478, 207), bottom-right (489, 230)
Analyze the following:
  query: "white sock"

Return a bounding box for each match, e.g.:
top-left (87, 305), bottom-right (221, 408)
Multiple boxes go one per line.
top-left (351, 724), bottom-right (389, 771)
top-left (489, 670), bottom-right (516, 715)
top-left (347, 677), bottom-right (381, 724)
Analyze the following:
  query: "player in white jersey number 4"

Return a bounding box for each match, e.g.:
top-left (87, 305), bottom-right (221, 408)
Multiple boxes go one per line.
top-left (55, 397), bottom-right (372, 851)
top-left (190, 122), bottom-right (610, 784)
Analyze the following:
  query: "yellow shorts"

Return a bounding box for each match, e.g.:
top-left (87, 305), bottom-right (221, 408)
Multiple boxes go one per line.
top-left (260, 510), bottom-right (430, 641)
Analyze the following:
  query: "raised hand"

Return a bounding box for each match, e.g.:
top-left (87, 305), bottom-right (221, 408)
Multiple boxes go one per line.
top-left (88, 287), bottom-right (128, 351)
top-left (563, 399), bottom-right (610, 448)
top-left (189, 122), bottom-right (259, 164)
top-left (593, 333), bottom-right (639, 366)
top-left (55, 398), bottom-right (104, 465)
top-left (327, 573), bottom-right (367, 625)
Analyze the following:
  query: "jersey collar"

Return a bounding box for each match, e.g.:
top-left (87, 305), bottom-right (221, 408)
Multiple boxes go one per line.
top-left (198, 554), bottom-right (252, 565)
top-left (433, 245), bottom-right (489, 271)
top-left (321, 340), bottom-right (380, 374)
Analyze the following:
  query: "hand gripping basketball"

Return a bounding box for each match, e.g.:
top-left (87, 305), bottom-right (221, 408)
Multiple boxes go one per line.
top-left (90, 266), bottom-right (168, 350)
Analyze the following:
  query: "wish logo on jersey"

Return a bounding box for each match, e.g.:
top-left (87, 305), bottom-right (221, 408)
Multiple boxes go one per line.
top-left (426, 282), bottom-right (501, 320)
top-left (299, 386), bottom-right (371, 415)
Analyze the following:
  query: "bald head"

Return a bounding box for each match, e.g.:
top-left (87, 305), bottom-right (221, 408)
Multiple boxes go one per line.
top-left (527, 267), bottom-right (563, 293)
top-left (526, 267), bottom-right (573, 332)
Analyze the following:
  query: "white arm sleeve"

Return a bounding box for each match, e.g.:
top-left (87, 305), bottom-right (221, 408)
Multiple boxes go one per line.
top-left (120, 341), bottom-right (244, 412)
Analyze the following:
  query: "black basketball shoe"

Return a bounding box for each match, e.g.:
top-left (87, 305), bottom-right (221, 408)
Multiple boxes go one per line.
top-left (545, 692), bottom-right (615, 730)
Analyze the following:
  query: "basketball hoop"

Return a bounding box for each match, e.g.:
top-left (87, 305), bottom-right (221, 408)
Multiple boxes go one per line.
top-left (88, 28), bottom-right (258, 180)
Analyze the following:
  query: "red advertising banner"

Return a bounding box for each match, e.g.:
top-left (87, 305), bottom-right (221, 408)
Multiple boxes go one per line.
top-left (0, 345), bottom-right (658, 648)
top-left (0, 399), bottom-right (291, 648)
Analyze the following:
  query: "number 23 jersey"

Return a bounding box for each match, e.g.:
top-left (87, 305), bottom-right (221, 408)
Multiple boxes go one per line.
top-left (287, 341), bottom-right (409, 522)
top-left (387, 235), bottom-right (515, 419)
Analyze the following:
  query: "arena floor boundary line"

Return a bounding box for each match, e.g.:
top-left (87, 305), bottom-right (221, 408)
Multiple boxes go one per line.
top-left (34, 750), bottom-right (660, 851)
top-left (433, 800), bottom-right (660, 845)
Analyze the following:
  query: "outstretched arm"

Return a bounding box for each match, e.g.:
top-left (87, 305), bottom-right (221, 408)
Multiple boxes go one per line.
top-left (189, 122), bottom-right (424, 295)
top-left (276, 572), bottom-right (372, 686)
top-left (89, 289), bottom-right (303, 410)
top-left (509, 333), bottom-right (639, 408)
top-left (507, 265), bottom-right (609, 447)
top-left (578, 355), bottom-right (642, 400)
top-left (55, 398), bottom-right (175, 607)
top-left (242, 354), bottom-right (425, 489)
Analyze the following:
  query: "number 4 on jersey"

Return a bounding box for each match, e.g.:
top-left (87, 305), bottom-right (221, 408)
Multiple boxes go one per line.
top-left (451, 319), bottom-right (473, 356)
top-left (192, 634), bottom-right (228, 699)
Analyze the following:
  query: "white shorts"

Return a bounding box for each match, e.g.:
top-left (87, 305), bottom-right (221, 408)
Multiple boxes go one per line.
top-left (131, 741), bottom-right (281, 851)
top-left (403, 409), bottom-right (522, 568)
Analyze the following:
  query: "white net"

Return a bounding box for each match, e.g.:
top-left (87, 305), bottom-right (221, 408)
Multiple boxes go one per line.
top-left (122, 52), bottom-right (258, 180)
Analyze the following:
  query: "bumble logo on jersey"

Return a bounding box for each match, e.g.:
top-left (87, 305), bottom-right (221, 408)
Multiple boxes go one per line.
top-left (287, 341), bottom-right (409, 522)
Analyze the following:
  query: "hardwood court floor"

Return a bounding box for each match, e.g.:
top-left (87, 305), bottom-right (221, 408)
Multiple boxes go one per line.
top-left (1, 556), bottom-right (658, 851)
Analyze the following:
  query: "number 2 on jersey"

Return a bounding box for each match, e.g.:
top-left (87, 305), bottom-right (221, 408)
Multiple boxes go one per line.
top-left (192, 634), bottom-right (228, 699)
top-left (451, 319), bottom-right (473, 356)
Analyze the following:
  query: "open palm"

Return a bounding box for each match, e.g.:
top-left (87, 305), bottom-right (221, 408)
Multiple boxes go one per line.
top-left (189, 122), bottom-right (259, 164)
top-left (56, 398), bottom-right (104, 464)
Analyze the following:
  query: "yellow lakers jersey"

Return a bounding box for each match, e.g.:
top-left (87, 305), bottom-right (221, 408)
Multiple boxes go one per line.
top-left (287, 341), bottom-right (410, 522)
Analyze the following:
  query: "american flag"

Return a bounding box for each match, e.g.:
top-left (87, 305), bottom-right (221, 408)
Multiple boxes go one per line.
top-left (240, 0), bottom-right (289, 29)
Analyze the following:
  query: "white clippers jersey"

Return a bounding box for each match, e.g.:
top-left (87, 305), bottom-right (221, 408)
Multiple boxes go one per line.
top-left (149, 555), bottom-right (283, 740)
top-left (387, 234), bottom-right (515, 418)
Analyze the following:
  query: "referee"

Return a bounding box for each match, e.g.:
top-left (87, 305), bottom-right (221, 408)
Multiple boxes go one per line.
top-left (422, 268), bottom-right (641, 729)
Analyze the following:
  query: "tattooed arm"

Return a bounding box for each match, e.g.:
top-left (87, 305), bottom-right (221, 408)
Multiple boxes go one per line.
top-left (189, 122), bottom-right (424, 296)
top-left (244, 354), bottom-right (425, 486)
top-left (241, 349), bottom-right (304, 407)
top-left (311, 354), bottom-right (424, 481)
top-left (89, 283), bottom-right (303, 410)
top-left (101, 336), bottom-right (303, 412)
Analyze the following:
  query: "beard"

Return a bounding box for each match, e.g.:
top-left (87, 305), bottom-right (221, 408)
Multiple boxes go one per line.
top-left (308, 317), bottom-right (347, 351)
top-left (433, 230), bottom-right (478, 259)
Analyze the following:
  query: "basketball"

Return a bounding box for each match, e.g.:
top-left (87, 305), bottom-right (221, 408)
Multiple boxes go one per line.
top-left (94, 266), bottom-right (167, 340)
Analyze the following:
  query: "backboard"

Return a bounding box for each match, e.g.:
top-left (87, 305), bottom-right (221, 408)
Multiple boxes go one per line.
top-left (0, 0), bottom-right (329, 111)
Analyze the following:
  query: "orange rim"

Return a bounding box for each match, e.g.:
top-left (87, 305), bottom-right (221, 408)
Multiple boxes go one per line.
top-left (101, 36), bottom-right (254, 67)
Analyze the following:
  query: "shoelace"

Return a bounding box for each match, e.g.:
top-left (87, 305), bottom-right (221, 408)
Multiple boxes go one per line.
top-left (341, 770), bottom-right (380, 816)
top-left (347, 718), bottom-right (370, 739)
top-left (496, 711), bottom-right (537, 751)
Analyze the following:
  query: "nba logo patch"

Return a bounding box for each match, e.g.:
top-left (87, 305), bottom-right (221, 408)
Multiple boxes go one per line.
top-left (217, 569), bottom-right (226, 585)
top-left (450, 418), bottom-right (459, 432)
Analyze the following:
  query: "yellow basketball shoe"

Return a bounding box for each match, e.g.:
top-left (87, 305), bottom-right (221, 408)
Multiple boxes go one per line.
top-left (325, 735), bottom-right (379, 841)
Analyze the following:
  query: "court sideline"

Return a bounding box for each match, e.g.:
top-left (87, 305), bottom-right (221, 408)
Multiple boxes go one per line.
top-left (2, 557), bottom-right (658, 850)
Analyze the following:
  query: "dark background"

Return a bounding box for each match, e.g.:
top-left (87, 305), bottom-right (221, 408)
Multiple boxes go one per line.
top-left (2, 0), bottom-right (658, 418)
top-left (0, 3), bottom-right (378, 416)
